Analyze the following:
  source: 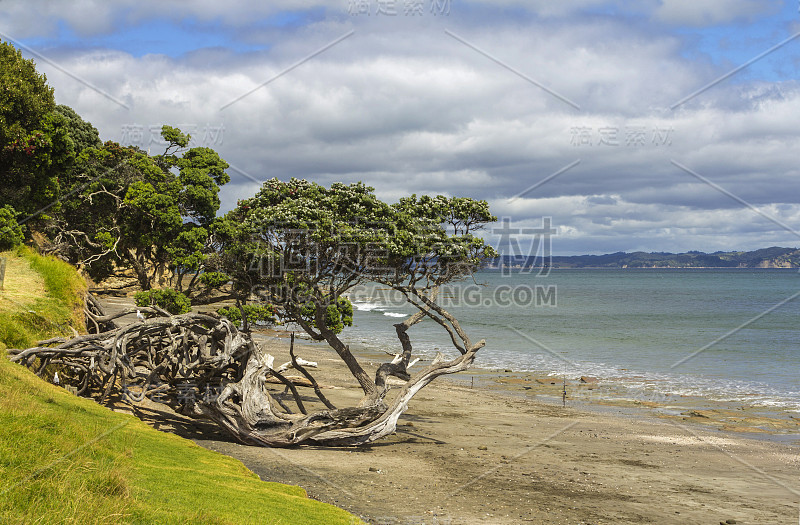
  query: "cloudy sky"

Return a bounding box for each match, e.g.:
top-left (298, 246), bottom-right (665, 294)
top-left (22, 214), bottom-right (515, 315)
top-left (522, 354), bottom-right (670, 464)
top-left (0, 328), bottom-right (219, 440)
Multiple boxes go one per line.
top-left (2, 0), bottom-right (800, 255)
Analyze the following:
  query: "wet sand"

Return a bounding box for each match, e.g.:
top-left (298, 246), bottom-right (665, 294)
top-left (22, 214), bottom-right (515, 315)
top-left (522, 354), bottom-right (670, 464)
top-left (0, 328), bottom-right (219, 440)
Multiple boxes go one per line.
top-left (189, 336), bottom-right (800, 524)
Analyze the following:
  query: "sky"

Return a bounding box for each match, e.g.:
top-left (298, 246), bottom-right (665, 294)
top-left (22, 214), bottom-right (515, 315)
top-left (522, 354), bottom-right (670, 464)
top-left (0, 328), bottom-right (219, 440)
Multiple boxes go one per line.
top-left (2, 0), bottom-right (800, 256)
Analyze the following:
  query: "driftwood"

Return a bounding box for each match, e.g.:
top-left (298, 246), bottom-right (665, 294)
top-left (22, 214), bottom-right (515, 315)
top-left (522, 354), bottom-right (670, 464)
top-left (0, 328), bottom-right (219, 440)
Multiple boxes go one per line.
top-left (7, 296), bottom-right (484, 447)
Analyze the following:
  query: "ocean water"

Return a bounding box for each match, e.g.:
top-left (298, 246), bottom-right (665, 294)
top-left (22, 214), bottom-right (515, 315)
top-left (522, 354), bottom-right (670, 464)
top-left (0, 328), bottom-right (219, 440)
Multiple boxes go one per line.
top-left (340, 269), bottom-right (800, 411)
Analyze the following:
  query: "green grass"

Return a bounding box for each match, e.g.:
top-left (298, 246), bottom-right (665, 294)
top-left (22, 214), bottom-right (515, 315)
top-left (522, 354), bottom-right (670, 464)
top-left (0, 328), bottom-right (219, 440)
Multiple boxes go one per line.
top-left (0, 247), bottom-right (87, 352)
top-left (22, 246), bottom-right (88, 328)
top-left (0, 249), bottom-right (361, 524)
top-left (0, 357), bottom-right (359, 524)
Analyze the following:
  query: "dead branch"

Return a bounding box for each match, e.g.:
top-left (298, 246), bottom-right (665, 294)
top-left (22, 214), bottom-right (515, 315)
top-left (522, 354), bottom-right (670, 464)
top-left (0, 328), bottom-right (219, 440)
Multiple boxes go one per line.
top-left (7, 302), bottom-right (482, 447)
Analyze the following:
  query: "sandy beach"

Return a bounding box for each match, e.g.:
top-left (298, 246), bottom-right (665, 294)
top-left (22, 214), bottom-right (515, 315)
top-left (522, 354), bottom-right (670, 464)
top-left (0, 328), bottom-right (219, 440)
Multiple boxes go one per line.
top-left (129, 332), bottom-right (796, 525)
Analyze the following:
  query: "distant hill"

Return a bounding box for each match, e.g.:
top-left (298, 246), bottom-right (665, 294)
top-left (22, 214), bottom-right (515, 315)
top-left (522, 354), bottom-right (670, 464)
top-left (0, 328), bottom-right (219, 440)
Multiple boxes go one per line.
top-left (488, 247), bottom-right (800, 269)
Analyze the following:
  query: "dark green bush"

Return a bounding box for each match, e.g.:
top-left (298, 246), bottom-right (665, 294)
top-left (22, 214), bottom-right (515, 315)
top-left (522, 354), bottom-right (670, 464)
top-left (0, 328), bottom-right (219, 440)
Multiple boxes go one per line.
top-left (134, 288), bottom-right (191, 315)
top-left (198, 271), bottom-right (231, 290)
top-left (217, 304), bottom-right (276, 326)
top-left (0, 205), bottom-right (25, 250)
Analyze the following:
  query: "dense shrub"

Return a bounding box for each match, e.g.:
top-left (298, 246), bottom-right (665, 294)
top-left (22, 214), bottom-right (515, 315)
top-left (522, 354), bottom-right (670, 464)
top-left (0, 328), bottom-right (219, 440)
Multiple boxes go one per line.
top-left (0, 205), bottom-right (25, 250)
top-left (217, 304), bottom-right (276, 326)
top-left (134, 288), bottom-right (191, 315)
top-left (198, 271), bottom-right (231, 290)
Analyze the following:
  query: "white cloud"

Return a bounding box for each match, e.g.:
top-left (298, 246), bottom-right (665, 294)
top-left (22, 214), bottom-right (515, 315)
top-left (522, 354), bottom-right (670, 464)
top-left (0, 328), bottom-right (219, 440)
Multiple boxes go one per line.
top-left (7, 3), bottom-right (800, 254)
top-left (486, 195), bottom-right (800, 254)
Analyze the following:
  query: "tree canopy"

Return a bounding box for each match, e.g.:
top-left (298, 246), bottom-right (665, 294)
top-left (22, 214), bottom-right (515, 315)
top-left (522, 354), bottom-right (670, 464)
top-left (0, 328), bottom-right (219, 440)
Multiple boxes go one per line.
top-left (213, 178), bottom-right (497, 402)
top-left (11, 178), bottom-right (499, 446)
top-left (0, 41), bottom-right (75, 219)
top-left (52, 128), bottom-right (229, 290)
top-left (2, 38), bottom-right (502, 448)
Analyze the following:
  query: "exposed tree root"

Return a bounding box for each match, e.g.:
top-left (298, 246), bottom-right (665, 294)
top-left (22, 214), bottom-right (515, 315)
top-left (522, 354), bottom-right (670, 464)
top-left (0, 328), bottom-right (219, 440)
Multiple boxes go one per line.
top-left (8, 294), bottom-right (483, 447)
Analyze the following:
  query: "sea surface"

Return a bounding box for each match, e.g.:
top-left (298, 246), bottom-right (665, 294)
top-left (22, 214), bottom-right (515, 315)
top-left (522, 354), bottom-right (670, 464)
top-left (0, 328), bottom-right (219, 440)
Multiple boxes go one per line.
top-left (340, 269), bottom-right (800, 412)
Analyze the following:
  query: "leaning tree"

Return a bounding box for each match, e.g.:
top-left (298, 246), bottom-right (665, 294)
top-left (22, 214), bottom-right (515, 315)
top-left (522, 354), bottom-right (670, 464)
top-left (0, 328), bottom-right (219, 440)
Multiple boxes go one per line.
top-left (9, 179), bottom-right (497, 447)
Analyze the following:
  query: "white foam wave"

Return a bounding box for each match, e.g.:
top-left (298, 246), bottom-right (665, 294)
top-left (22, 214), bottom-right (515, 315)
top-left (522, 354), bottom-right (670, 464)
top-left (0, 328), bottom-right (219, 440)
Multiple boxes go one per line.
top-left (343, 295), bottom-right (800, 412)
top-left (351, 302), bottom-right (384, 312)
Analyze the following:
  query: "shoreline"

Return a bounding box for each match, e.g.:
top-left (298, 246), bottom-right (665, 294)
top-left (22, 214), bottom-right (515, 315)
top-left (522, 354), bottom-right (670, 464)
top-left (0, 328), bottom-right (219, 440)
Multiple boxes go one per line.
top-left (456, 370), bottom-right (800, 444)
top-left (189, 333), bottom-right (798, 524)
top-left (339, 267), bottom-right (800, 423)
top-left (98, 298), bottom-right (799, 523)
top-left (284, 330), bottom-right (800, 445)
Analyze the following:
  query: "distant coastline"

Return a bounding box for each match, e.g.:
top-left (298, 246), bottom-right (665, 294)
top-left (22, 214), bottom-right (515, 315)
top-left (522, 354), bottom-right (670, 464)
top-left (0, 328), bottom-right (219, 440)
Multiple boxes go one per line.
top-left (488, 245), bottom-right (800, 269)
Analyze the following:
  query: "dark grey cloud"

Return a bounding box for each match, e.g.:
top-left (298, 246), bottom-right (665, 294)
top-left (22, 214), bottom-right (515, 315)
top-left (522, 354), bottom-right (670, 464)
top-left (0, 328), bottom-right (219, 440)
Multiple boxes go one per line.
top-left (6, 2), bottom-right (799, 254)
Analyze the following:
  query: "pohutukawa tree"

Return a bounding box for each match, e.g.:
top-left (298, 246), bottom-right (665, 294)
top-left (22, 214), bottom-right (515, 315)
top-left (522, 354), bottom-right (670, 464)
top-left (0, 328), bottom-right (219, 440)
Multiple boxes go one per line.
top-left (49, 126), bottom-right (230, 292)
top-left (10, 179), bottom-right (497, 447)
top-left (0, 41), bottom-right (76, 230)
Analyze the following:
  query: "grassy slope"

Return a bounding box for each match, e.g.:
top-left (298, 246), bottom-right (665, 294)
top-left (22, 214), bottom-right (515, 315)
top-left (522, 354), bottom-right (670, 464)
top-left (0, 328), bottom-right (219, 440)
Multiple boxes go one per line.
top-left (0, 247), bottom-right (86, 353)
top-left (0, 249), bottom-right (359, 524)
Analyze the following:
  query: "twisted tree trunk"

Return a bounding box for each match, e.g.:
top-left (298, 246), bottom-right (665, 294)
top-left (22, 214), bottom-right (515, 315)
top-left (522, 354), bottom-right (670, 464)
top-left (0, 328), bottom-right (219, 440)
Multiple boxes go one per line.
top-left (7, 296), bottom-right (484, 447)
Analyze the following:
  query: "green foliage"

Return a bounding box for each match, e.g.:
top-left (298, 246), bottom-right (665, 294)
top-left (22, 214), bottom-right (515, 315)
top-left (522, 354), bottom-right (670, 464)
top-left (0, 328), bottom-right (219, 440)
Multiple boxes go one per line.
top-left (166, 226), bottom-right (209, 278)
top-left (216, 178), bottom-right (496, 340)
top-left (336, 295), bottom-right (354, 326)
top-left (56, 126), bottom-right (230, 289)
top-left (122, 180), bottom-right (183, 238)
top-left (134, 288), bottom-right (191, 315)
top-left (0, 41), bottom-right (203, 269)
top-left (53, 104), bottom-right (101, 154)
top-left (198, 271), bottom-right (231, 290)
top-left (393, 194), bottom-right (498, 264)
top-left (159, 124), bottom-right (191, 151)
top-left (300, 296), bottom-right (353, 334)
top-left (0, 41), bottom-right (75, 219)
top-left (151, 125), bottom-right (230, 227)
top-left (55, 141), bottom-right (182, 286)
top-left (236, 179), bottom-right (497, 277)
top-left (217, 303), bottom-right (276, 326)
top-left (175, 147), bottom-right (231, 225)
top-left (0, 205), bottom-right (25, 250)
top-left (0, 40), bottom-right (55, 146)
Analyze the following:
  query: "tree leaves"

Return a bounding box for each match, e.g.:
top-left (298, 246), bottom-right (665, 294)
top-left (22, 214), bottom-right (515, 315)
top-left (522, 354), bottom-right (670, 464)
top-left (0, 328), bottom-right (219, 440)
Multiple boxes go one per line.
top-left (53, 127), bottom-right (230, 290)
